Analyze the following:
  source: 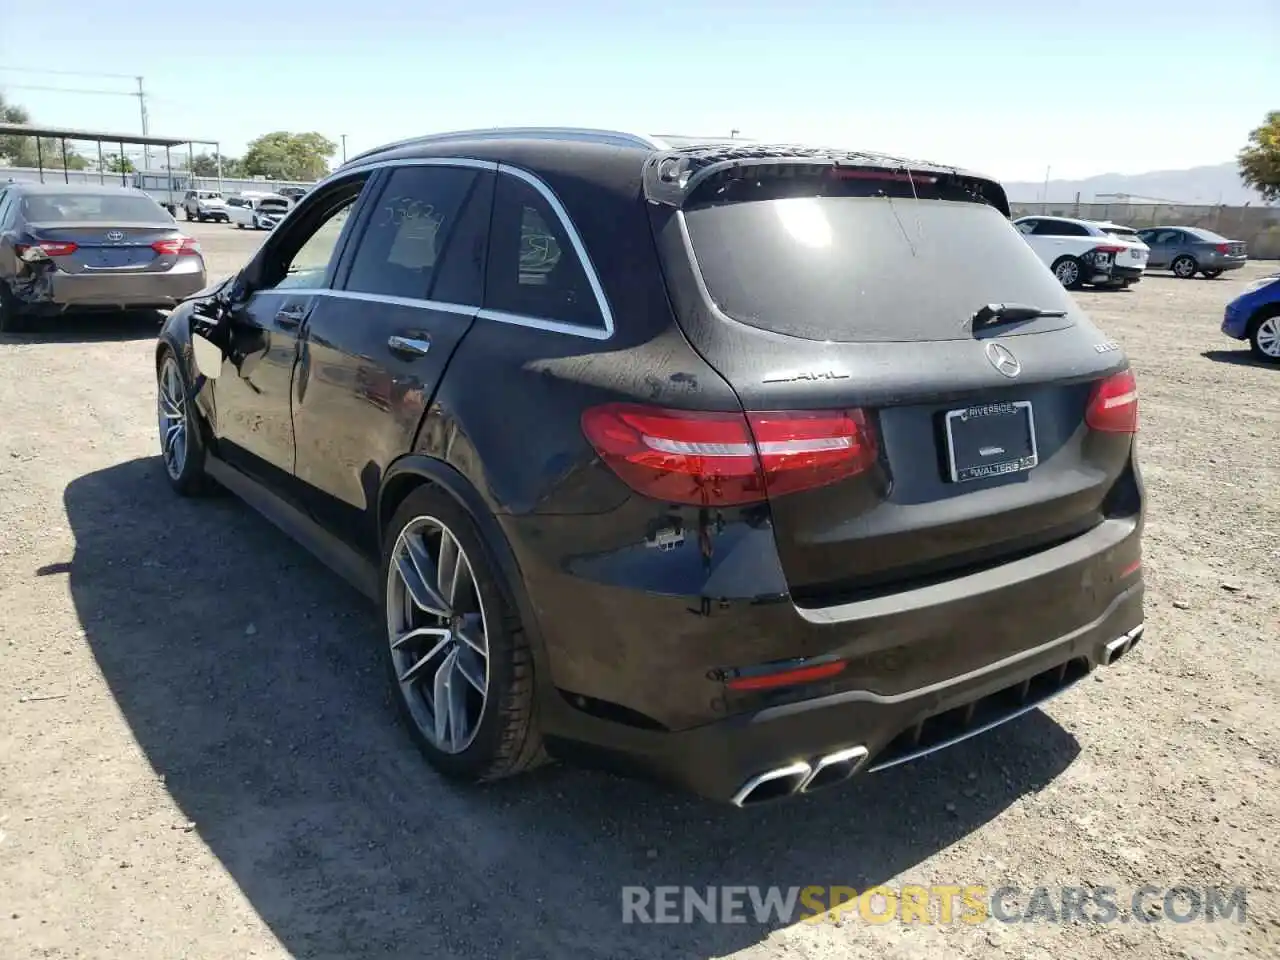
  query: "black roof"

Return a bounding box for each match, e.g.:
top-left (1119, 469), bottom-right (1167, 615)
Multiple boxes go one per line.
top-left (336, 129), bottom-right (1009, 216)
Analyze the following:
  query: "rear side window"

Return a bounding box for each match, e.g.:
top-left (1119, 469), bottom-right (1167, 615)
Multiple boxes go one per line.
top-left (344, 165), bottom-right (478, 300)
top-left (1032, 219), bottom-right (1088, 236)
top-left (484, 172), bottom-right (603, 329)
top-left (681, 170), bottom-right (1077, 343)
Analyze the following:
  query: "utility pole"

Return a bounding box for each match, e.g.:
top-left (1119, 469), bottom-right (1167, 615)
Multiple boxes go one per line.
top-left (341, 134), bottom-right (348, 164)
top-left (1041, 165), bottom-right (1051, 206)
top-left (136, 76), bottom-right (150, 171)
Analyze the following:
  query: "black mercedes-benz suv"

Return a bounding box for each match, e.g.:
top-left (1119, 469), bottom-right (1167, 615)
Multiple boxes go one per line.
top-left (156, 128), bottom-right (1145, 806)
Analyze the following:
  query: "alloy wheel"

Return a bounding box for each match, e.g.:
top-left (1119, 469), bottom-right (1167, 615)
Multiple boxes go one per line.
top-left (1173, 256), bottom-right (1196, 278)
top-left (1054, 259), bottom-right (1079, 287)
top-left (386, 516), bottom-right (490, 754)
top-left (157, 356), bottom-right (188, 480)
top-left (1256, 317), bottom-right (1280, 359)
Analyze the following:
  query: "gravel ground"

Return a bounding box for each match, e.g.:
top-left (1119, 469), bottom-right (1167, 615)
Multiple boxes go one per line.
top-left (1, 221), bottom-right (1277, 960)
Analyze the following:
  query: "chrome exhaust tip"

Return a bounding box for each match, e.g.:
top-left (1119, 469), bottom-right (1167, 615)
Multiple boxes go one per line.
top-left (1103, 623), bottom-right (1145, 666)
top-left (800, 745), bottom-right (869, 794)
top-left (731, 761), bottom-right (812, 807)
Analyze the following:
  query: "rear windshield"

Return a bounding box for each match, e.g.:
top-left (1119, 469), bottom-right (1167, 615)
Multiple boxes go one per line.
top-left (20, 193), bottom-right (168, 223)
top-left (682, 175), bottom-right (1076, 342)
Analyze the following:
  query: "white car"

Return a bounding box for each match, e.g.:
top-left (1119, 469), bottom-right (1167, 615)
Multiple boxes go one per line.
top-left (182, 190), bottom-right (229, 223)
top-left (226, 193), bottom-right (292, 231)
top-left (1013, 215), bottom-right (1149, 289)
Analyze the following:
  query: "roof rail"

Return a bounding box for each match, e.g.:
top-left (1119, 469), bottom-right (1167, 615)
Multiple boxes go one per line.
top-left (346, 127), bottom-right (664, 165)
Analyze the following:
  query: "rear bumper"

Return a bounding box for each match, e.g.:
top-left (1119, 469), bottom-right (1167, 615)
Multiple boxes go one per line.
top-left (31, 265), bottom-right (207, 311)
top-left (1203, 256), bottom-right (1247, 273)
top-left (543, 583), bottom-right (1144, 804)
top-left (1110, 265), bottom-right (1144, 283)
top-left (514, 488), bottom-right (1145, 802)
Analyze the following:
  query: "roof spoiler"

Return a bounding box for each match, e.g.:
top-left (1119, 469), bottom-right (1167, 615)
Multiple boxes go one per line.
top-left (641, 144), bottom-right (1011, 218)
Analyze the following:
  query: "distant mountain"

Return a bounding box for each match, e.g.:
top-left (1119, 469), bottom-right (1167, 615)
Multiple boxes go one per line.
top-left (1002, 162), bottom-right (1270, 206)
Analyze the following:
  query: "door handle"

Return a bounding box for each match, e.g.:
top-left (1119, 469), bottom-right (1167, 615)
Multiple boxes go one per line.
top-left (388, 335), bottom-right (431, 358)
top-left (275, 306), bottom-right (308, 329)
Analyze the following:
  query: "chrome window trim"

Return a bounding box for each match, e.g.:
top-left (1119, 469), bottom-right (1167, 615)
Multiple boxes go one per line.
top-left (252, 287), bottom-right (476, 317)
top-left (265, 156), bottom-right (615, 341)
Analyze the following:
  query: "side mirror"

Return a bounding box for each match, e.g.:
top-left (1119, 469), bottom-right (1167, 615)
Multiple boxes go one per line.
top-left (189, 290), bottom-right (232, 380)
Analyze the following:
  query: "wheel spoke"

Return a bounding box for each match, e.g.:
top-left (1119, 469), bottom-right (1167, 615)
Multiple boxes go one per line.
top-left (454, 644), bottom-right (486, 694)
top-left (432, 648), bottom-right (456, 745)
top-left (396, 538), bottom-right (449, 616)
top-left (399, 633), bottom-right (452, 684)
top-left (455, 612), bottom-right (487, 657)
top-left (446, 654), bottom-right (470, 748)
top-left (391, 625), bottom-right (450, 651)
top-left (437, 528), bottom-right (464, 606)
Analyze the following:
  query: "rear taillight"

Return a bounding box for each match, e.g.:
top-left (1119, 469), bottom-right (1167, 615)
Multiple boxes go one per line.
top-left (580, 404), bottom-right (878, 506)
top-left (827, 168), bottom-right (938, 185)
top-left (1215, 243), bottom-right (1229, 254)
top-left (1086, 370), bottom-right (1139, 433)
top-left (16, 241), bottom-right (78, 258)
top-left (152, 237), bottom-right (201, 256)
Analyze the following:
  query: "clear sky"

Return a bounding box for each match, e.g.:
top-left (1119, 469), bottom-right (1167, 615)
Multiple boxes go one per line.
top-left (2, 0), bottom-right (1276, 181)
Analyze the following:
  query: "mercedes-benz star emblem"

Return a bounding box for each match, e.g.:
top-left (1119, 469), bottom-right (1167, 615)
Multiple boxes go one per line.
top-left (984, 341), bottom-right (1021, 378)
top-left (106, 230), bottom-right (125, 242)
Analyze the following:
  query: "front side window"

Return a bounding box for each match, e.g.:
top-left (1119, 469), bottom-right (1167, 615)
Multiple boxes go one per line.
top-left (257, 177), bottom-right (369, 292)
top-left (343, 165), bottom-right (479, 300)
top-left (484, 172), bottom-right (604, 329)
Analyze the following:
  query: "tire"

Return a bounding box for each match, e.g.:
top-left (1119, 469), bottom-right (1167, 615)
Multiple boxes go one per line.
top-left (0, 285), bottom-right (31, 333)
top-left (235, 221), bottom-right (244, 230)
top-left (1249, 311), bottom-right (1280, 363)
top-left (156, 348), bottom-right (215, 495)
top-left (1201, 269), bottom-right (1223, 279)
top-left (1172, 255), bottom-right (1198, 279)
top-left (185, 209), bottom-right (193, 222)
top-left (1051, 256), bottom-right (1084, 290)
top-left (380, 485), bottom-right (546, 784)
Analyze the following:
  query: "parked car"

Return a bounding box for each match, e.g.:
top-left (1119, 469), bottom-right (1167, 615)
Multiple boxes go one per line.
top-left (155, 129), bottom-right (1144, 805)
top-left (182, 190), bottom-right (229, 223)
top-left (1013, 215), bottom-right (1146, 288)
top-left (1136, 226), bottom-right (1247, 279)
top-left (226, 193), bottom-right (291, 231)
top-left (1222, 271), bottom-right (1280, 362)
top-left (0, 182), bottom-right (206, 333)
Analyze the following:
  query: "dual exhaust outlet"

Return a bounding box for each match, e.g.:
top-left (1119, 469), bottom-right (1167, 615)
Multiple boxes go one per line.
top-left (1102, 623), bottom-right (1145, 667)
top-left (730, 745), bottom-right (869, 807)
top-left (731, 623), bottom-right (1145, 808)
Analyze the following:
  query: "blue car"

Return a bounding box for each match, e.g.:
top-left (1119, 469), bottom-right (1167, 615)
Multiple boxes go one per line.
top-left (1222, 272), bottom-right (1280, 362)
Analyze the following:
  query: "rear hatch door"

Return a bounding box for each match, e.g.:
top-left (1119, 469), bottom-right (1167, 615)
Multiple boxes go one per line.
top-left (653, 165), bottom-right (1137, 604)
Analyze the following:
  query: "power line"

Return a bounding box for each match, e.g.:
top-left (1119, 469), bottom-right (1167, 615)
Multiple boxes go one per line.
top-left (0, 67), bottom-right (139, 81)
top-left (1, 83), bottom-right (137, 97)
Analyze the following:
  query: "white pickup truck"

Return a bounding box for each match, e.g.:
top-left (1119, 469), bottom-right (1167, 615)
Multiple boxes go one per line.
top-left (1013, 215), bottom-right (1150, 290)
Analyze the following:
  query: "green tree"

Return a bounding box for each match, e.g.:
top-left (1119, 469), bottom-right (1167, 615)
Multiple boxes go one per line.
top-left (0, 91), bottom-right (88, 170)
top-left (1239, 110), bottom-right (1280, 202)
top-left (241, 131), bottom-right (335, 181)
top-left (189, 151), bottom-right (243, 178)
top-left (105, 154), bottom-right (136, 174)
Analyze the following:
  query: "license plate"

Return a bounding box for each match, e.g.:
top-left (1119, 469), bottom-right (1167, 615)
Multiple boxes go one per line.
top-left (944, 400), bottom-right (1038, 483)
top-left (92, 247), bottom-right (143, 268)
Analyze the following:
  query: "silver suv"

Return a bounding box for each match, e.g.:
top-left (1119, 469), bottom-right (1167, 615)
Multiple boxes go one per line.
top-left (182, 190), bottom-right (229, 223)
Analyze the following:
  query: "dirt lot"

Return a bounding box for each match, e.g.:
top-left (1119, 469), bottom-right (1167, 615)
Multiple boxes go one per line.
top-left (1, 220), bottom-right (1277, 960)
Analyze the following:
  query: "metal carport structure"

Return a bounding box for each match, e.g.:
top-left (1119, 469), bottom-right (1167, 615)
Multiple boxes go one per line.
top-left (0, 122), bottom-right (224, 212)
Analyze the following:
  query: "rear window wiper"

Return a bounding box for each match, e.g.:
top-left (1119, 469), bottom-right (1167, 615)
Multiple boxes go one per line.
top-left (968, 302), bottom-right (1068, 330)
